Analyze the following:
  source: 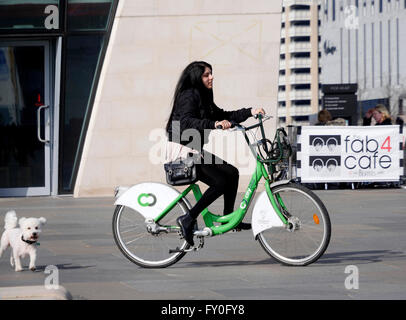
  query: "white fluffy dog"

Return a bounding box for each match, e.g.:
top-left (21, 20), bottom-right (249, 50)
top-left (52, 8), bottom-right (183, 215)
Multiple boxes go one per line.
top-left (0, 211), bottom-right (46, 272)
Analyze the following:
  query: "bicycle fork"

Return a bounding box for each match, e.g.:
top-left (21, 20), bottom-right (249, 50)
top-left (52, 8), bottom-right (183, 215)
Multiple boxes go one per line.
top-left (265, 181), bottom-right (290, 225)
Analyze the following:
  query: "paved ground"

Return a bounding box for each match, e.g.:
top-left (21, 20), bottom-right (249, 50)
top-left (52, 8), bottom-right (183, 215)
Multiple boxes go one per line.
top-left (0, 187), bottom-right (405, 300)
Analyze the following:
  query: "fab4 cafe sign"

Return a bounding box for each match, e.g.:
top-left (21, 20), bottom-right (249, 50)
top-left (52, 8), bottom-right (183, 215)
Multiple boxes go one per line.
top-left (297, 126), bottom-right (404, 182)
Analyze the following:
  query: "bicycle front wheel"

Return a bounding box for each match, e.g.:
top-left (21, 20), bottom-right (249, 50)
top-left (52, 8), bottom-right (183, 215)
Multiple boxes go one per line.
top-left (258, 183), bottom-right (331, 266)
top-left (112, 198), bottom-right (192, 268)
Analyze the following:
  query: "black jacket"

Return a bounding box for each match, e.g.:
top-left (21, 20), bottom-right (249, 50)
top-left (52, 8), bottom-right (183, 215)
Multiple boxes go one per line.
top-left (167, 88), bottom-right (252, 151)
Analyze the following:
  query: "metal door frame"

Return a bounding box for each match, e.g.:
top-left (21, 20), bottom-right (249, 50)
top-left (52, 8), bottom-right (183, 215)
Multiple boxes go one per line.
top-left (0, 39), bottom-right (57, 197)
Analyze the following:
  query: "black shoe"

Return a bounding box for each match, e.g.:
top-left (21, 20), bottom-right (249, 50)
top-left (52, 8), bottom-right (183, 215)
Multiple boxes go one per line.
top-left (176, 214), bottom-right (195, 247)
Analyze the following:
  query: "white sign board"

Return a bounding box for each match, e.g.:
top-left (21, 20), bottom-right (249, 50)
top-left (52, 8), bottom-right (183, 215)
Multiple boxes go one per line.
top-left (297, 126), bottom-right (403, 183)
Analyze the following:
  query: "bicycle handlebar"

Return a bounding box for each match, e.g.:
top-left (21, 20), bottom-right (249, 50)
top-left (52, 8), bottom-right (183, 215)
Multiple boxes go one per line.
top-left (215, 120), bottom-right (239, 130)
top-left (215, 114), bottom-right (272, 131)
top-left (215, 113), bottom-right (290, 167)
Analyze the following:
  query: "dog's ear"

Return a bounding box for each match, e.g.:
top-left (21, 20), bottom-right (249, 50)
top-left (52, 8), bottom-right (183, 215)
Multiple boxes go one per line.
top-left (39, 217), bottom-right (47, 225)
top-left (18, 217), bottom-right (26, 226)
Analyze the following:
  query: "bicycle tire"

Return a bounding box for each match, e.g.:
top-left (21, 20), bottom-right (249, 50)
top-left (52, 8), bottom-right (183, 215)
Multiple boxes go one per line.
top-left (257, 183), bottom-right (331, 266)
top-left (112, 198), bottom-right (193, 268)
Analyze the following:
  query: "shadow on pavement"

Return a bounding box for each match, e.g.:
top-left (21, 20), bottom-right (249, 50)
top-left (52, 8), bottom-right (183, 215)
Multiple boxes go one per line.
top-left (317, 250), bottom-right (406, 265)
top-left (33, 263), bottom-right (96, 272)
top-left (174, 250), bottom-right (406, 268)
top-left (176, 258), bottom-right (277, 268)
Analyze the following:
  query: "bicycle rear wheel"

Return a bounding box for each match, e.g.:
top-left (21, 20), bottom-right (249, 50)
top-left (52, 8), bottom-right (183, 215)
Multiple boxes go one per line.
top-left (112, 198), bottom-right (193, 268)
top-left (258, 183), bottom-right (331, 266)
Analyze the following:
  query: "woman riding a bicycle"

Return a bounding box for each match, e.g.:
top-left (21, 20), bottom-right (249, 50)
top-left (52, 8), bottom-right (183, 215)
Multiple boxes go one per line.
top-left (165, 61), bottom-right (265, 246)
top-left (113, 63), bottom-right (331, 267)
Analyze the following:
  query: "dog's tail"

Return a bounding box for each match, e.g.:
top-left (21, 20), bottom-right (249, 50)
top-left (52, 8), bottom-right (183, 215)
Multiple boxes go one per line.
top-left (4, 210), bottom-right (18, 230)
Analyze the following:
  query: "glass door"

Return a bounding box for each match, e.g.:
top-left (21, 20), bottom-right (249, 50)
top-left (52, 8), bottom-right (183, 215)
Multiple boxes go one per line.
top-left (0, 41), bottom-right (51, 196)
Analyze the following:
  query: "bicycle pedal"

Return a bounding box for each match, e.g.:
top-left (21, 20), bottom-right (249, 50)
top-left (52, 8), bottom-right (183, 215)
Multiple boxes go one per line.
top-left (169, 246), bottom-right (196, 254)
top-left (169, 247), bottom-right (184, 254)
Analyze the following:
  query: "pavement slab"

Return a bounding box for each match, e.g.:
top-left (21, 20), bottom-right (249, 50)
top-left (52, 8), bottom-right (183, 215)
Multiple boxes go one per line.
top-left (0, 188), bottom-right (405, 300)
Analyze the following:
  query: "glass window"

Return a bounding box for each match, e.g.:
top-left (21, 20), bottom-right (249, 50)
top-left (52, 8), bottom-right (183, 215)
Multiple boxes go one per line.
top-left (0, 45), bottom-right (45, 188)
top-left (67, 0), bottom-right (113, 31)
top-left (0, 0), bottom-right (60, 30)
top-left (61, 35), bottom-right (104, 191)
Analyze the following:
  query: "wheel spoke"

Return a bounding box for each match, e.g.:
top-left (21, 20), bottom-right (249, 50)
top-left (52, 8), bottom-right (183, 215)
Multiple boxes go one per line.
top-left (125, 233), bottom-right (148, 245)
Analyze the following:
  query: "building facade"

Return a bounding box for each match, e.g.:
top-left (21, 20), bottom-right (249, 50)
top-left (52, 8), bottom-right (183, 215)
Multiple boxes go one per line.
top-left (320, 0), bottom-right (406, 119)
top-left (0, 0), bottom-right (118, 197)
top-left (0, 0), bottom-right (283, 197)
top-left (278, 0), bottom-right (321, 126)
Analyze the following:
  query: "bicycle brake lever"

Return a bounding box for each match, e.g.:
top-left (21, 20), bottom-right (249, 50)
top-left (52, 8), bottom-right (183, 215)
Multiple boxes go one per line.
top-left (254, 114), bottom-right (273, 120)
top-left (230, 121), bottom-right (245, 131)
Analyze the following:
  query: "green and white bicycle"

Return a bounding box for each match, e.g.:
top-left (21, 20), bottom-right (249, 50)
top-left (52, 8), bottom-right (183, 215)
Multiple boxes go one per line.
top-left (112, 115), bottom-right (331, 268)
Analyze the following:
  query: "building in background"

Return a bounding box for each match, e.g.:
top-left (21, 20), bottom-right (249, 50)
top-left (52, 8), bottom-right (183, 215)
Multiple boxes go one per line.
top-left (0, 0), bottom-right (283, 197)
top-left (320, 0), bottom-right (406, 122)
top-left (0, 0), bottom-right (118, 197)
top-left (278, 0), bottom-right (321, 126)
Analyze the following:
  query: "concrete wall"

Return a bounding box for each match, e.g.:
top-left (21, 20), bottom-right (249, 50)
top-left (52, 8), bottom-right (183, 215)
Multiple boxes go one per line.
top-left (74, 0), bottom-right (283, 197)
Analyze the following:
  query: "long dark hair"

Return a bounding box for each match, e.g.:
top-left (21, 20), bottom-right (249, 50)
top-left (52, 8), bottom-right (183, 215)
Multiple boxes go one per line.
top-left (165, 61), bottom-right (213, 133)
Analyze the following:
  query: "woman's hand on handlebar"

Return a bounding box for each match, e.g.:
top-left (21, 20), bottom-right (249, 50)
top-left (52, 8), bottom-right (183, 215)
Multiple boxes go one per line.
top-left (251, 108), bottom-right (266, 117)
top-left (215, 120), bottom-right (232, 130)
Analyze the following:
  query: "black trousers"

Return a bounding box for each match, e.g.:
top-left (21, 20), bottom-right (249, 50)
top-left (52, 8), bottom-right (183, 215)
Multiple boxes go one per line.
top-left (188, 150), bottom-right (239, 220)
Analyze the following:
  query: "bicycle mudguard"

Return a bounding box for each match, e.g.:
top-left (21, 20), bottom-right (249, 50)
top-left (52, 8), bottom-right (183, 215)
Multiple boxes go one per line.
top-left (114, 182), bottom-right (189, 220)
top-left (252, 190), bottom-right (285, 238)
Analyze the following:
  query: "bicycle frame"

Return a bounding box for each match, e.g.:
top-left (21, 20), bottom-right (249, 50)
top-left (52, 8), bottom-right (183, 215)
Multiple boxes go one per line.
top-left (113, 115), bottom-right (331, 267)
top-left (154, 155), bottom-right (289, 236)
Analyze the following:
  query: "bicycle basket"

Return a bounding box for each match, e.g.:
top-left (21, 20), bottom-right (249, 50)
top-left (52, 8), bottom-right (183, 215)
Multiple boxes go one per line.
top-left (273, 128), bottom-right (292, 161)
top-left (258, 128), bottom-right (292, 164)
